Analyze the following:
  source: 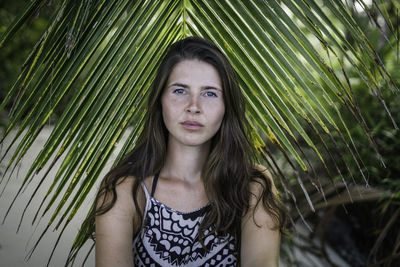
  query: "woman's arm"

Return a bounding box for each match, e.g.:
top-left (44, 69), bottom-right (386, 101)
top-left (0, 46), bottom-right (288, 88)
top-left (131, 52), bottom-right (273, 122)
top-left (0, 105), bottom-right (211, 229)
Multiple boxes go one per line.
top-left (241, 167), bottom-right (281, 267)
top-left (95, 177), bottom-right (139, 267)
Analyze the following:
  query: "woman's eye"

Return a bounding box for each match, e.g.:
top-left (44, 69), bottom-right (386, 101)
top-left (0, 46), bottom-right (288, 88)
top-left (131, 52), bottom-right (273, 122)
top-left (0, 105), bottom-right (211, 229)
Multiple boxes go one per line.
top-left (173, 88), bottom-right (185, 94)
top-left (204, 91), bottom-right (217, 97)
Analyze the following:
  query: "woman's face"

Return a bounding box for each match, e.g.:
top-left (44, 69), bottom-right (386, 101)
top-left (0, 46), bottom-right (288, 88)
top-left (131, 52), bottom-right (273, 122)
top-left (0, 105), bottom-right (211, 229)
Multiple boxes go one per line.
top-left (161, 59), bottom-right (225, 148)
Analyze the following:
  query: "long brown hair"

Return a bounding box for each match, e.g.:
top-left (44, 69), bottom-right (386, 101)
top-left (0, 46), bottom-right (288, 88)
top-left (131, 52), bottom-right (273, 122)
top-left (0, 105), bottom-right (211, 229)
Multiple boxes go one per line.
top-left (89, 36), bottom-right (286, 249)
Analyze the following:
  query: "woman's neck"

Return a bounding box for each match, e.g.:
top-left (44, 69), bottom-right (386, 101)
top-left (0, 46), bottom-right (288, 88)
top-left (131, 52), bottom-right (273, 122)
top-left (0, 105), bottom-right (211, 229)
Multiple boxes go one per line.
top-left (161, 138), bottom-right (210, 183)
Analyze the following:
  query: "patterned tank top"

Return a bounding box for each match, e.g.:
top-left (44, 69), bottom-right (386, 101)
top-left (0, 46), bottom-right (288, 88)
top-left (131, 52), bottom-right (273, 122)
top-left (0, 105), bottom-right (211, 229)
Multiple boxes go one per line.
top-left (132, 174), bottom-right (237, 266)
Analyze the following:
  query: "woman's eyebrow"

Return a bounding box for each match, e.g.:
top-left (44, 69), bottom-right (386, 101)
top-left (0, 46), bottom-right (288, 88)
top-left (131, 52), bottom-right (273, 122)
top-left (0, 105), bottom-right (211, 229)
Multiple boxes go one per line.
top-left (202, 86), bottom-right (222, 91)
top-left (168, 82), bottom-right (189, 88)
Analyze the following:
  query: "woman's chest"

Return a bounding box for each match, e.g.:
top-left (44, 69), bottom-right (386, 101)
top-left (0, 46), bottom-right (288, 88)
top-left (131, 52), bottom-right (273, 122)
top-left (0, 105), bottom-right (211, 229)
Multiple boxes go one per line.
top-left (145, 176), bottom-right (209, 213)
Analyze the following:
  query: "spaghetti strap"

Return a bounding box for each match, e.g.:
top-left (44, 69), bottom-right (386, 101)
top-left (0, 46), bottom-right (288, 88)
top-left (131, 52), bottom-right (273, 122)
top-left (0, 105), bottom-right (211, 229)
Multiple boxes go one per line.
top-left (150, 172), bottom-right (159, 197)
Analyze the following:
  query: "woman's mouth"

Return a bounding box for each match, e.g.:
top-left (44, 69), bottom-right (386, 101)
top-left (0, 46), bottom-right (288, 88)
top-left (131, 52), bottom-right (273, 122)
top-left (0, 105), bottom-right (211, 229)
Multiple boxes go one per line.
top-left (181, 120), bottom-right (204, 130)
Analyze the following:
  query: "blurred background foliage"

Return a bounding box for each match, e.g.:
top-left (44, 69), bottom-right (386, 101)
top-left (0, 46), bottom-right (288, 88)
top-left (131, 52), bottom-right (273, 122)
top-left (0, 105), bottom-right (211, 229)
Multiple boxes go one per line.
top-left (0, 0), bottom-right (399, 266)
top-left (0, 1), bottom-right (53, 126)
top-left (0, 1), bottom-right (78, 127)
top-left (287, 2), bottom-right (400, 266)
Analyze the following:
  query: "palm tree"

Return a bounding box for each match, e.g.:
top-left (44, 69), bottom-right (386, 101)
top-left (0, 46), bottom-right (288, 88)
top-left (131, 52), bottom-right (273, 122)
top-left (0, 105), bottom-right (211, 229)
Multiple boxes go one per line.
top-left (0, 0), bottom-right (398, 266)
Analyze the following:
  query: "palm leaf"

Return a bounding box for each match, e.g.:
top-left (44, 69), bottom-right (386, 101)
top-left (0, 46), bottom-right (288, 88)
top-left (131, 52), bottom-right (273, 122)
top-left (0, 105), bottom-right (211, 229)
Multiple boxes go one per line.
top-left (0, 0), bottom-right (398, 265)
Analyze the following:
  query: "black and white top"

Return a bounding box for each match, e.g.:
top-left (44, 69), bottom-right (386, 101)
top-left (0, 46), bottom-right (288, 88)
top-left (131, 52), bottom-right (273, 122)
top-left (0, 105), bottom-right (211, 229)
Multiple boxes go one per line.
top-left (132, 174), bottom-right (237, 266)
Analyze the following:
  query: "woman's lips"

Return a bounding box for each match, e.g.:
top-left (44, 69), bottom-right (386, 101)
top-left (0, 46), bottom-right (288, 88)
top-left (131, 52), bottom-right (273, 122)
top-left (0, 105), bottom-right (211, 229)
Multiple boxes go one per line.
top-left (181, 120), bottom-right (204, 130)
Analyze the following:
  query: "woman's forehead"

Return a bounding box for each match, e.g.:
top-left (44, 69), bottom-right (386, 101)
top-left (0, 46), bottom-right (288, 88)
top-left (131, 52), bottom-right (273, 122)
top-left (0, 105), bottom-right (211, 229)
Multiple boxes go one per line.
top-left (166, 60), bottom-right (222, 90)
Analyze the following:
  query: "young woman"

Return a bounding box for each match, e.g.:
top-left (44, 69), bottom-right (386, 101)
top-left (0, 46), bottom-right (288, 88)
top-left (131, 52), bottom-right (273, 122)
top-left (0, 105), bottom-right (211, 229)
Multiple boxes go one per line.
top-left (93, 36), bottom-right (286, 266)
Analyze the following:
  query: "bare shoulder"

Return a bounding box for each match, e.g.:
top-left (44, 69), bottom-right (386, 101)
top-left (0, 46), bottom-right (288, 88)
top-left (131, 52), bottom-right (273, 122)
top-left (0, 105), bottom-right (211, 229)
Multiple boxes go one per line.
top-left (250, 164), bottom-right (277, 199)
top-left (104, 176), bottom-right (146, 229)
top-left (240, 165), bottom-right (281, 266)
top-left (253, 164), bottom-right (274, 182)
top-left (245, 165), bottom-right (278, 224)
top-left (95, 176), bottom-right (144, 267)
top-left (96, 176), bottom-right (136, 210)
top-left (115, 176), bottom-right (145, 208)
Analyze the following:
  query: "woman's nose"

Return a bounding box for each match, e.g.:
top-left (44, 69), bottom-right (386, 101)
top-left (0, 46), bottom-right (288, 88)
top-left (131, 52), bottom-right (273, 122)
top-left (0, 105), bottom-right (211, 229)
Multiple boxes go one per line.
top-left (186, 95), bottom-right (201, 113)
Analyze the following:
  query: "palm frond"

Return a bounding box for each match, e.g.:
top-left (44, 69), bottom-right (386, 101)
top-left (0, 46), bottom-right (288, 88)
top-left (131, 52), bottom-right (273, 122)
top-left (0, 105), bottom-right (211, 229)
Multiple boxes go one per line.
top-left (0, 0), bottom-right (398, 265)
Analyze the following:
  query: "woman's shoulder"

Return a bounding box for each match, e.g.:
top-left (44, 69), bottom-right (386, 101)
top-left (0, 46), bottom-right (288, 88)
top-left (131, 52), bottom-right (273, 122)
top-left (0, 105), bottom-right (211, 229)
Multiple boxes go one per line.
top-left (97, 175), bottom-right (148, 234)
top-left (97, 175), bottom-right (147, 214)
top-left (250, 164), bottom-right (276, 193)
top-left (95, 176), bottom-right (143, 266)
top-left (252, 164), bottom-right (272, 178)
top-left (112, 176), bottom-right (138, 201)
